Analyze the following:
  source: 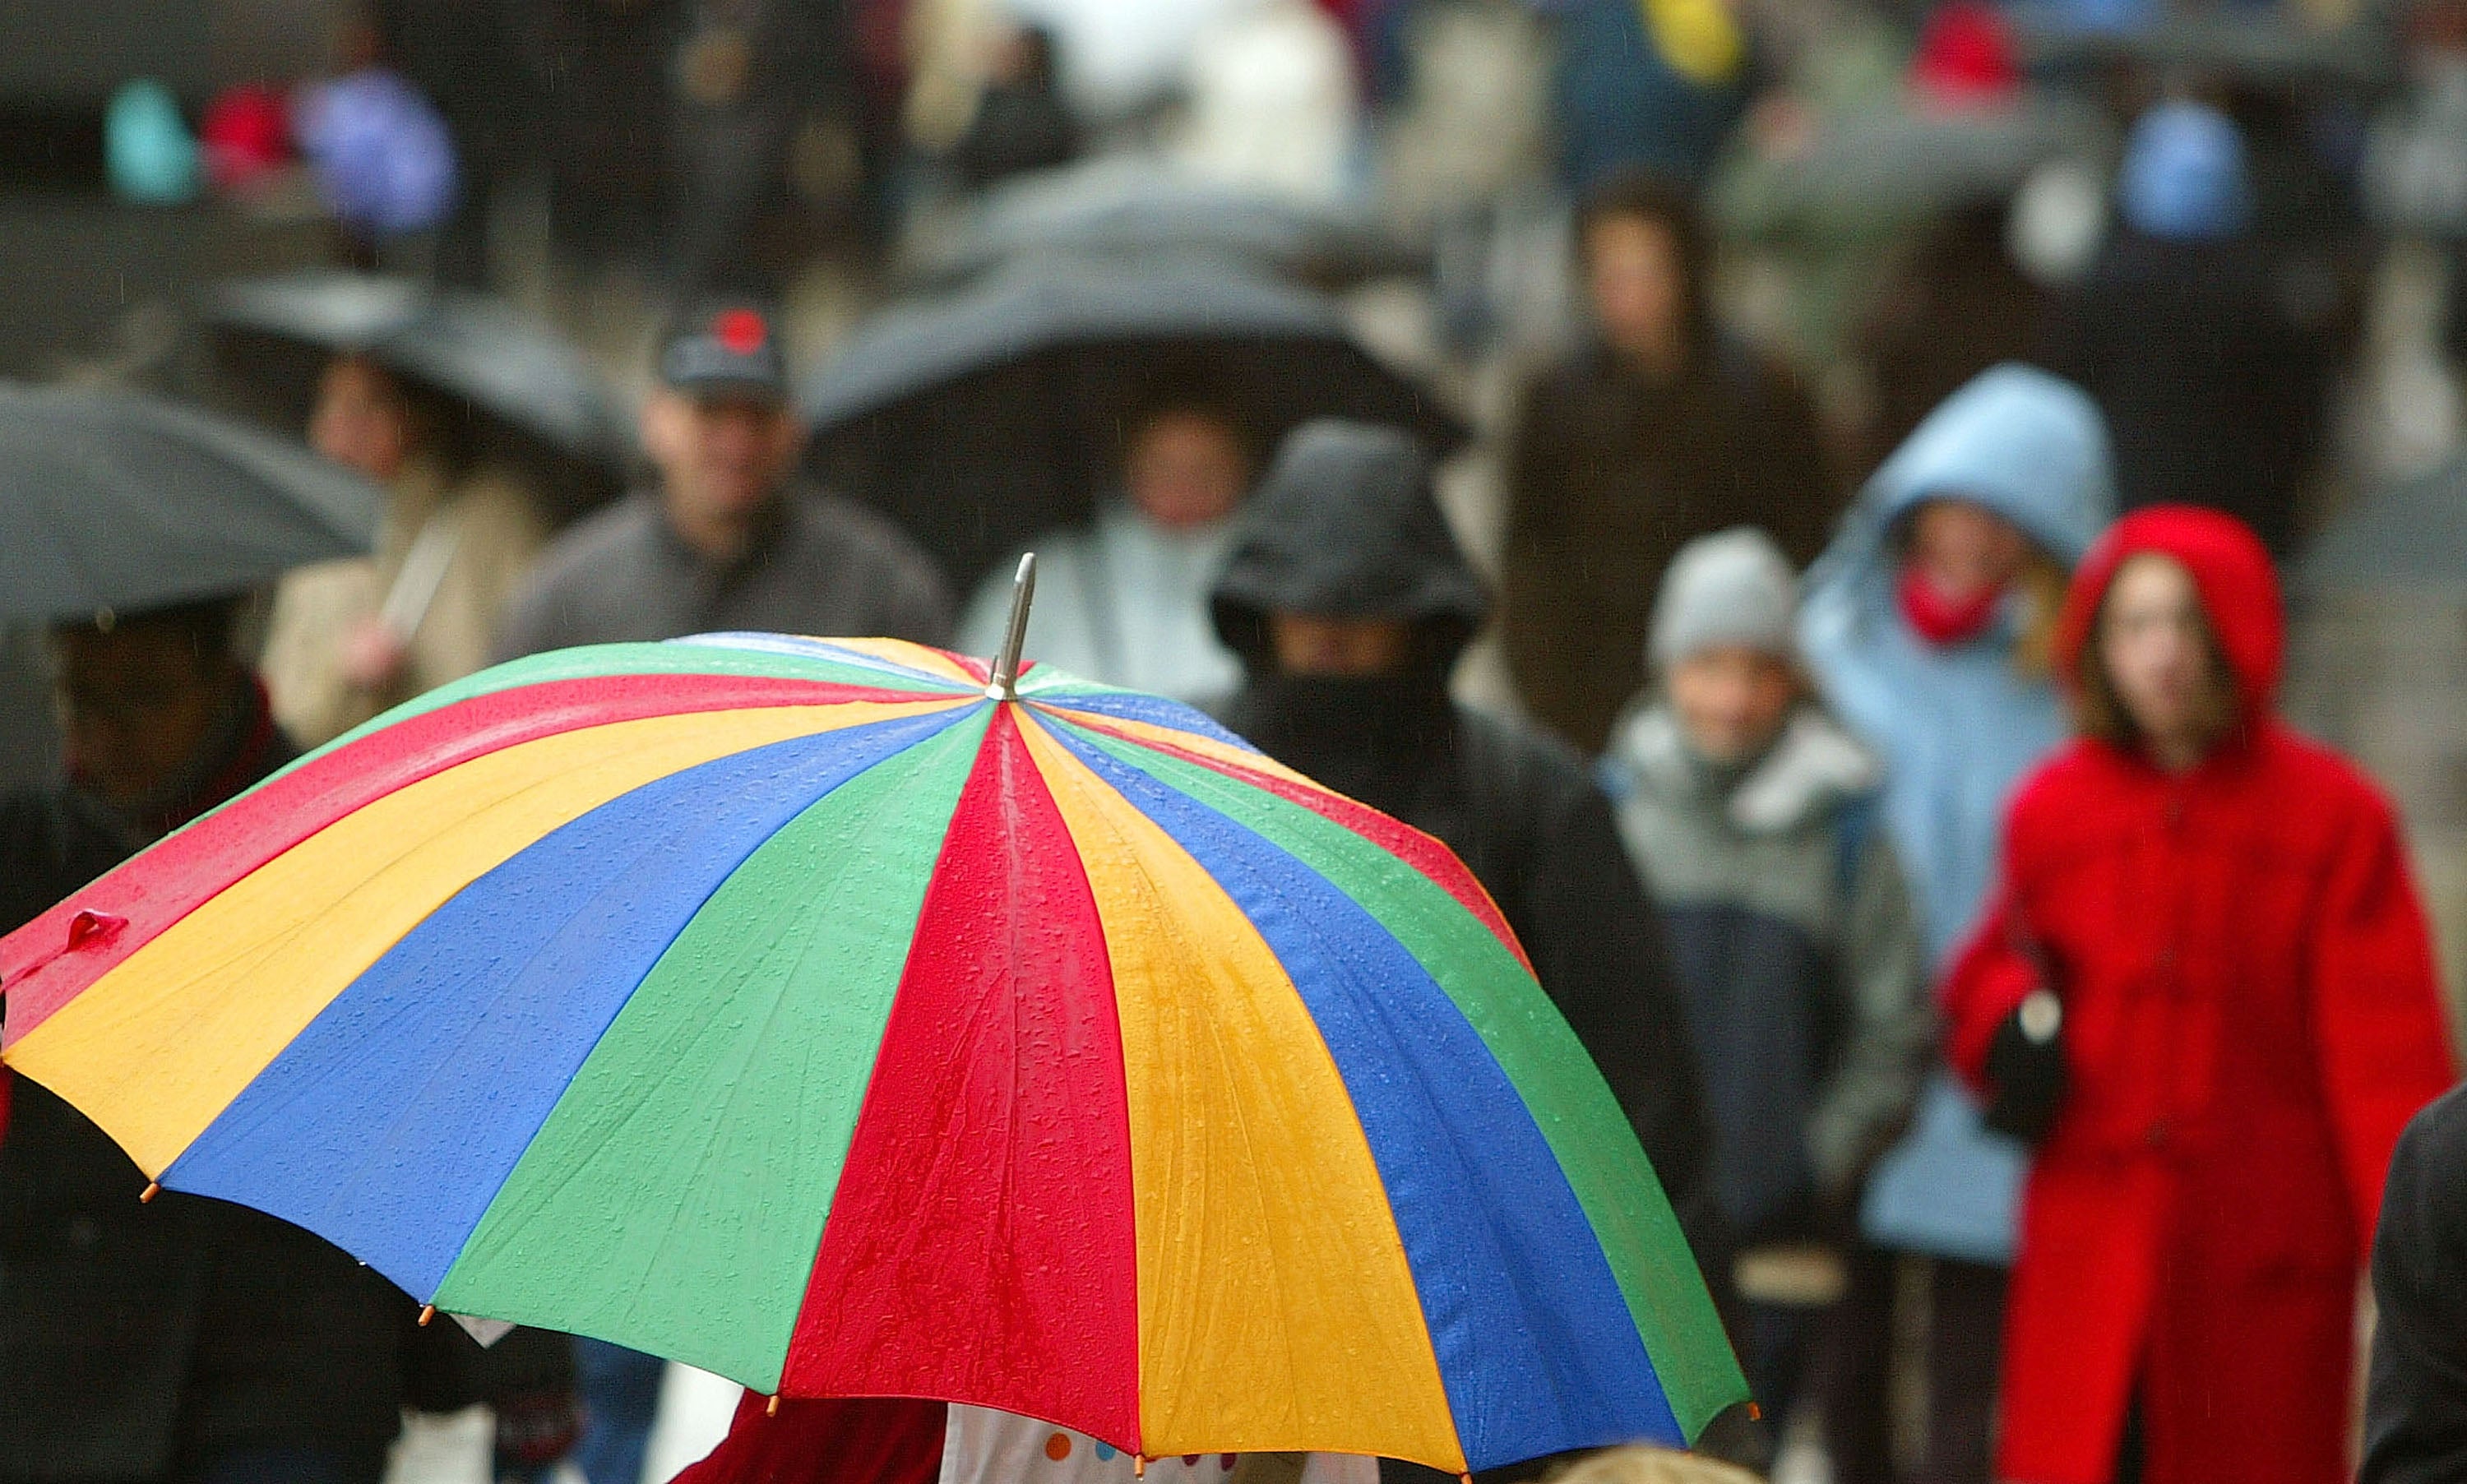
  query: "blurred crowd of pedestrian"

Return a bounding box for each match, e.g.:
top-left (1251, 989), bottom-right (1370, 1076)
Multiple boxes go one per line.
top-left (14, 1), bottom-right (2467, 1484)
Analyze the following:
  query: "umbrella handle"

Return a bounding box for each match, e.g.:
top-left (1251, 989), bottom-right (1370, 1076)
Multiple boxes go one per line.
top-left (985, 552), bottom-right (1038, 700)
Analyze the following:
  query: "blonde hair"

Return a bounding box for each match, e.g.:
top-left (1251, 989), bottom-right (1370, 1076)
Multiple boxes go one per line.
top-left (1545, 1446), bottom-right (1764, 1484)
top-left (2008, 551), bottom-right (2069, 679)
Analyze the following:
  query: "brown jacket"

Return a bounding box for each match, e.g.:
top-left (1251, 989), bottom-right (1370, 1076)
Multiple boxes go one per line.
top-left (1500, 342), bottom-right (1835, 754)
top-left (263, 459), bottom-right (548, 746)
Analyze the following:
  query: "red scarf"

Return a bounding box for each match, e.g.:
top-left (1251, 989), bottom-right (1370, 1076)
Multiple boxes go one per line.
top-left (1899, 566), bottom-right (2006, 647)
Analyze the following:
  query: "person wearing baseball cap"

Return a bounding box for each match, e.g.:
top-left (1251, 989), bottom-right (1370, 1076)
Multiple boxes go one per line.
top-left (495, 295), bottom-right (951, 1484)
top-left (498, 297), bottom-right (951, 663)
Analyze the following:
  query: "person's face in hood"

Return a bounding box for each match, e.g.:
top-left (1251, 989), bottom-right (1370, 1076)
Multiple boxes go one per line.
top-left (1906, 497), bottom-right (2029, 603)
top-left (1584, 213), bottom-right (1690, 378)
top-left (53, 618), bottom-right (243, 811)
top-left (1126, 410), bottom-right (1252, 532)
top-left (1270, 612), bottom-right (1414, 677)
top-left (2096, 552), bottom-right (2235, 770)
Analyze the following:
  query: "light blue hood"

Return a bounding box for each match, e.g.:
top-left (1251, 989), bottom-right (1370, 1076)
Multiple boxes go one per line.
top-left (1798, 363), bottom-right (2113, 1262)
top-left (1817, 362), bottom-right (2113, 603)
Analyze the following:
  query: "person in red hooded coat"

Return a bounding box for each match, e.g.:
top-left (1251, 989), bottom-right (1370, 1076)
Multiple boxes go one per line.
top-left (1942, 505), bottom-right (2457, 1484)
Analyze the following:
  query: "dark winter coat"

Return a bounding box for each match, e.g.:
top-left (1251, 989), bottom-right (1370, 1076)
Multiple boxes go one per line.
top-left (2363, 1081), bottom-right (2467, 1484)
top-left (1600, 704), bottom-right (1928, 1241)
top-left (496, 483), bottom-right (954, 659)
top-left (1855, 204), bottom-right (2053, 478)
top-left (0, 704), bottom-right (407, 1481)
top-left (1502, 342), bottom-right (1835, 755)
top-left (519, 0), bottom-right (681, 265)
top-left (948, 78), bottom-right (1081, 190)
top-left (1943, 507), bottom-right (2456, 1484)
top-left (2048, 231), bottom-right (2332, 558)
top-left (1212, 420), bottom-right (1713, 1226)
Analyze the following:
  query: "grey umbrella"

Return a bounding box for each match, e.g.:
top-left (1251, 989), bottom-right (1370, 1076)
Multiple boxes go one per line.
top-left (2008, 10), bottom-right (2395, 90)
top-left (1760, 96), bottom-right (2113, 219)
top-left (803, 253), bottom-right (1468, 587)
top-left (900, 159), bottom-right (1426, 288)
top-left (0, 382), bottom-right (380, 623)
top-left (199, 270), bottom-right (630, 472)
top-left (2301, 459), bottom-right (2467, 593)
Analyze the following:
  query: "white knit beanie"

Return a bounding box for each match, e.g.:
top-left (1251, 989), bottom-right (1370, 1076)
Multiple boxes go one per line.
top-left (1648, 526), bottom-right (1800, 668)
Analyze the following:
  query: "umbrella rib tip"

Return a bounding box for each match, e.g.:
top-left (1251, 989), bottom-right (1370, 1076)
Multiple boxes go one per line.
top-left (139, 1181), bottom-right (160, 1204)
top-left (417, 1304), bottom-right (436, 1326)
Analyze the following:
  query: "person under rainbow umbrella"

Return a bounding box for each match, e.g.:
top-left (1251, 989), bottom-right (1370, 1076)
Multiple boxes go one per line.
top-left (0, 557), bottom-right (1743, 1478)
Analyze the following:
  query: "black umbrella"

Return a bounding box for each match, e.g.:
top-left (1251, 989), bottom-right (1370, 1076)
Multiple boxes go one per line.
top-left (198, 271), bottom-right (630, 512)
top-left (0, 382), bottom-right (381, 623)
top-left (802, 254), bottom-right (1469, 588)
top-left (900, 159), bottom-right (1426, 288)
top-left (2300, 459), bottom-right (2467, 593)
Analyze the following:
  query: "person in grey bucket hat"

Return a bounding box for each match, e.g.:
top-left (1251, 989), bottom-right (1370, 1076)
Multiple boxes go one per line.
top-left (1602, 527), bottom-right (1929, 1436)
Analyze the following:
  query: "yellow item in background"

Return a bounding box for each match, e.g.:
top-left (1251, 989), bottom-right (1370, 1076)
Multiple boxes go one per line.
top-left (1640, 0), bottom-right (1745, 86)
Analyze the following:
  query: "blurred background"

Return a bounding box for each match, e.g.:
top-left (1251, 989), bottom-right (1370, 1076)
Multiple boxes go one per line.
top-left (4, 0), bottom-right (2466, 1477)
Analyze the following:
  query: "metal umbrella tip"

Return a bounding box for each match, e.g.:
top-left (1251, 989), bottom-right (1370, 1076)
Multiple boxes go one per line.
top-left (985, 551), bottom-right (1039, 700)
top-left (139, 1181), bottom-right (159, 1203)
top-left (418, 1304), bottom-right (436, 1326)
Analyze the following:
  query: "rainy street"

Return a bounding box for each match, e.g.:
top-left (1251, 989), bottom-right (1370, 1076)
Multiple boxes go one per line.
top-left (5, 5), bottom-right (2467, 1484)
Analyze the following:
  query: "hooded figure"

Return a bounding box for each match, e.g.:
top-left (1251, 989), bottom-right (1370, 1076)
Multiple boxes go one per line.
top-left (1802, 363), bottom-right (2111, 1264)
top-left (1943, 506), bottom-right (2455, 1484)
top-left (1212, 419), bottom-right (1714, 1244)
top-left (1502, 173), bottom-right (1836, 756)
top-left (2048, 102), bottom-right (2330, 558)
top-left (1798, 364), bottom-right (2110, 1484)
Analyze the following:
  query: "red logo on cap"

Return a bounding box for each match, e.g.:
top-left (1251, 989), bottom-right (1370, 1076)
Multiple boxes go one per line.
top-left (713, 308), bottom-right (768, 356)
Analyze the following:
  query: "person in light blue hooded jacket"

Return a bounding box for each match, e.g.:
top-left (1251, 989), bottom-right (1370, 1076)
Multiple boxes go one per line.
top-left (1796, 363), bottom-right (2112, 1484)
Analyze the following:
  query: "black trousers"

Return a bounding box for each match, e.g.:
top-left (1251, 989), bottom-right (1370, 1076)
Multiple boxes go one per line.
top-left (1820, 1245), bottom-right (2008, 1484)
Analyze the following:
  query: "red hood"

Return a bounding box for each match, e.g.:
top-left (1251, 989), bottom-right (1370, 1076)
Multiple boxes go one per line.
top-left (2054, 505), bottom-right (2284, 716)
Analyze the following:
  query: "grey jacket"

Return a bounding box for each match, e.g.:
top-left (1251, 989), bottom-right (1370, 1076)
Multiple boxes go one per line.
top-left (1601, 703), bottom-right (1929, 1238)
top-left (496, 483), bottom-right (954, 659)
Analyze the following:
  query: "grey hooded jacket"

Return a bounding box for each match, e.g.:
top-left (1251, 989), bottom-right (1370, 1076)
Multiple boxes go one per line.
top-left (1602, 703), bottom-right (1929, 1239)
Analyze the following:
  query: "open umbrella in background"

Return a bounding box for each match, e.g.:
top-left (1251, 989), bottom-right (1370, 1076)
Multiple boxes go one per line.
top-left (803, 254), bottom-right (1470, 589)
top-left (899, 157), bottom-right (1428, 289)
top-left (2006, 7), bottom-right (2397, 90)
top-left (196, 270), bottom-right (632, 520)
top-left (0, 381), bottom-right (382, 792)
top-left (0, 381), bottom-right (380, 623)
top-left (0, 597), bottom-right (1746, 1472)
top-left (1718, 93), bottom-right (2113, 233)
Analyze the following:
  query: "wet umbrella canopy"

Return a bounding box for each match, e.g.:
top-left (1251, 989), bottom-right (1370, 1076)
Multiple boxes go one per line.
top-left (0, 623), bottom-right (1744, 1472)
top-left (199, 271), bottom-right (629, 510)
top-left (803, 255), bottom-right (1469, 589)
top-left (0, 382), bottom-right (379, 622)
top-left (900, 159), bottom-right (1426, 288)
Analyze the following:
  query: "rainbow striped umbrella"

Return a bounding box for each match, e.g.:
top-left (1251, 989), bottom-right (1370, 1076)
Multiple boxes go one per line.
top-left (0, 570), bottom-right (1741, 1476)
